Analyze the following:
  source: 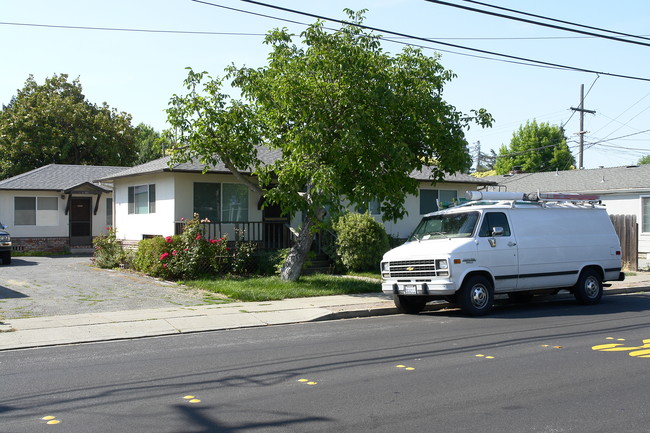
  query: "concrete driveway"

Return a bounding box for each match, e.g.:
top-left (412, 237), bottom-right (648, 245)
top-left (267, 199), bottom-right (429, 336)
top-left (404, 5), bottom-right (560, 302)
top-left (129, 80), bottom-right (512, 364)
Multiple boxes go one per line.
top-left (0, 256), bottom-right (215, 320)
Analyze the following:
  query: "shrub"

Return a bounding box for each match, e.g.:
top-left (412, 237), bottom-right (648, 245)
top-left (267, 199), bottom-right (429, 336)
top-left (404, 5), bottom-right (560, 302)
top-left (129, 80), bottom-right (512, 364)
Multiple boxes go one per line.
top-left (133, 236), bottom-right (167, 277)
top-left (253, 249), bottom-right (286, 276)
top-left (92, 227), bottom-right (125, 269)
top-left (133, 215), bottom-right (230, 280)
top-left (332, 212), bottom-right (390, 272)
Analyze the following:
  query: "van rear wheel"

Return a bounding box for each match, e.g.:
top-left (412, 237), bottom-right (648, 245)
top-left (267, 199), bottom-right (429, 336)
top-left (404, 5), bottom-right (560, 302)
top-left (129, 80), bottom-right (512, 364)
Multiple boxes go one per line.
top-left (574, 269), bottom-right (603, 305)
top-left (393, 295), bottom-right (428, 314)
top-left (458, 275), bottom-right (494, 316)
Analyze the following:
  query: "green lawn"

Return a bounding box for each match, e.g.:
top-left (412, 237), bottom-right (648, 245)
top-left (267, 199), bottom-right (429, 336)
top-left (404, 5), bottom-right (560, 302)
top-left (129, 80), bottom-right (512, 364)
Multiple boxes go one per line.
top-left (182, 274), bottom-right (382, 302)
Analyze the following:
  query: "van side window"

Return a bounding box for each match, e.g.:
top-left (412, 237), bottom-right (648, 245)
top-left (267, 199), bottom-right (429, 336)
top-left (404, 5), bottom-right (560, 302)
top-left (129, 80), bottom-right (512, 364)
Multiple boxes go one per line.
top-left (479, 212), bottom-right (511, 237)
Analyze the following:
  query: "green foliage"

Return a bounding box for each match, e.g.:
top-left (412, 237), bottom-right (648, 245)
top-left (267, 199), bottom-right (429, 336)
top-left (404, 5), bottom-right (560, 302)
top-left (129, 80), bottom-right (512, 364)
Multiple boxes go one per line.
top-left (166, 10), bottom-right (493, 281)
top-left (494, 120), bottom-right (575, 174)
top-left (134, 123), bottom-right (170, 164)
top-left (132, 236), bottom-right (168, 277)
top-left (0, 74), bottom-right (137, 179)
top-left (638, 155), bottom-right (650, 165)
top-left (332, 212), bottom-right (390, 272)
top-left (251, 249), bottom-right (286, 276)
top-left (91, 227), bottom-right (125, 268)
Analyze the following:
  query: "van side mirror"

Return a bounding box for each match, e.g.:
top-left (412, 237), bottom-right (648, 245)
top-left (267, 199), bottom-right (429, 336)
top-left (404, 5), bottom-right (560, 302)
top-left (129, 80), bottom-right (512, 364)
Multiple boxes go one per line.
top-left (491, 226), bottom-right (504, 237)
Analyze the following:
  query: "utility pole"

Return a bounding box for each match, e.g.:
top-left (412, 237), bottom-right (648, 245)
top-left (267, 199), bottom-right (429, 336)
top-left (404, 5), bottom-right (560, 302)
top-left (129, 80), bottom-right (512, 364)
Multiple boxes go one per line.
top-left (570, 84), bottom-right (596, 169)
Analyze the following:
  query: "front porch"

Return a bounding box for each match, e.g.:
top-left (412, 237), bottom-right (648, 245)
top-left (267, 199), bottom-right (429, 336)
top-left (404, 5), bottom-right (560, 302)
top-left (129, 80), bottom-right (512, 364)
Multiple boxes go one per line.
top-left (174, 220), bottom-right (294, 250)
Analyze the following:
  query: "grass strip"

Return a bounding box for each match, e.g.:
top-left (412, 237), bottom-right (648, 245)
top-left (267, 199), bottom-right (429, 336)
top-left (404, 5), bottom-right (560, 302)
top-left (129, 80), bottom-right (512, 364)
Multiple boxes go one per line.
top-left (182, 274), bottom-right (381, 302)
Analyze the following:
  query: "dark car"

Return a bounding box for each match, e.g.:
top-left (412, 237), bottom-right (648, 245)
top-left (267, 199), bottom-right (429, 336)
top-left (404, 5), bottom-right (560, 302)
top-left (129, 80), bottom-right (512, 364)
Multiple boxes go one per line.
top-left (0, 221), bottom-right (11, 265)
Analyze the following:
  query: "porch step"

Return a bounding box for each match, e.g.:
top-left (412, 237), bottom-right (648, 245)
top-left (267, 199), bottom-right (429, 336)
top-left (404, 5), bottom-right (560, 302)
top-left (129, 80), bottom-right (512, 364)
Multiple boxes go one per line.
top-left (304, 256), bottom-right (332, 275)
top-left (69, 246), bottom-right (95, 255)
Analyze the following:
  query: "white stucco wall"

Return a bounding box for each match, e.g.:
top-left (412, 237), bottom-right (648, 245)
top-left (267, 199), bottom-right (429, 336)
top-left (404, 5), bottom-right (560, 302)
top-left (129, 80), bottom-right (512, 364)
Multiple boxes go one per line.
top-left (599, 193), bottom-right (650, 255)
top-left (113, 172), bottom-right (265, 242)
top-left (0, 190), bottom-right (113, 239)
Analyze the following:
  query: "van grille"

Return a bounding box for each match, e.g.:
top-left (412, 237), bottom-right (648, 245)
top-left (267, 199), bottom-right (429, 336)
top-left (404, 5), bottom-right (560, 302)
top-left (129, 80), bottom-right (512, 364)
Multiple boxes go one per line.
top-left (385, 260), bottom-right (440, 278)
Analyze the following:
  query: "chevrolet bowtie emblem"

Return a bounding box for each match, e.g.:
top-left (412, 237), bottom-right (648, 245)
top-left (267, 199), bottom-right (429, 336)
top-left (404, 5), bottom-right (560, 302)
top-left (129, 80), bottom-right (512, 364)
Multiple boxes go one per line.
top-left (406, 267), bottom-right (414, 271)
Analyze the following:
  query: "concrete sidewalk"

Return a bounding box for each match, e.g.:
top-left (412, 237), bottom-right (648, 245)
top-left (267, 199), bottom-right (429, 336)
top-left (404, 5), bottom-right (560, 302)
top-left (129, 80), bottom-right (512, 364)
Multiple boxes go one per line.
top-left (2, 274), bottom-right (650, 351)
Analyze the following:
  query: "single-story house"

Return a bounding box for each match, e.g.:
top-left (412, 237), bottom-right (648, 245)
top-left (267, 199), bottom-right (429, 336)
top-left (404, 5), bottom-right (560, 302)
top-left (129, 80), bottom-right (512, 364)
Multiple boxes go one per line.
top-left (98, 149), bottom-right (497, 247)
top-left (483, 164), bottom-right (650, 257)
top-left (0, 164), bottom-right (125, 252)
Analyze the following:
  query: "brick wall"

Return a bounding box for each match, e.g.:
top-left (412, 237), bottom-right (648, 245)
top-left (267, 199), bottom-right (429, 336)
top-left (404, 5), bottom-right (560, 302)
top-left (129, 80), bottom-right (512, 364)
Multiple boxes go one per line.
top-left (12, 237), bottom-right (70, 253)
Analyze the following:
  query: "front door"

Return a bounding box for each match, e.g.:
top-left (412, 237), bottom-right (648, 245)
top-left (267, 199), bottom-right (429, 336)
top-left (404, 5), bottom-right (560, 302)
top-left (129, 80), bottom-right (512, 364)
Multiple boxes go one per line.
top-left (262, 203), bottom-right (290, 249)
top-left (70, 197), bottom-right (92, 247)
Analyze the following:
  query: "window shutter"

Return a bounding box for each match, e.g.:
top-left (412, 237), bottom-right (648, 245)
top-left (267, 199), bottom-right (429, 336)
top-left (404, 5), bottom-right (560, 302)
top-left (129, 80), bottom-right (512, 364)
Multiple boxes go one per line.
top-left (148, 184), bottom-right (156, 214)
top-left (128, 186), bottom-right (134, 214)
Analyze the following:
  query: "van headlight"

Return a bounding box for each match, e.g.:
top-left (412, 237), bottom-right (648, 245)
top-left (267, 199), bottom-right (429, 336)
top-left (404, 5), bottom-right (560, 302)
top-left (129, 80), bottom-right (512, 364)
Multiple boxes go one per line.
top-left (436, 259), bottom-right (448, 270)
top-left (381, 262), bottom-right (389, 272)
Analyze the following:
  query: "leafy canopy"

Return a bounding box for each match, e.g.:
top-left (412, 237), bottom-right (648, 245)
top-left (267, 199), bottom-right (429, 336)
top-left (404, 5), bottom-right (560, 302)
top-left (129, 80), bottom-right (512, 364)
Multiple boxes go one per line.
top-left (0, 74), bottom-right (137, 179)
top-left (494, 120), bottom-right (575, 174)
top-left (167, 10), bottom-right (493, 225)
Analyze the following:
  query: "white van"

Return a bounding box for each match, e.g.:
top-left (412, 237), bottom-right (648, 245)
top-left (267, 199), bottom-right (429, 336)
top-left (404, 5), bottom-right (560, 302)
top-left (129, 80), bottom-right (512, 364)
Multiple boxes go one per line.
top-left (380, 191), bottom-right (625, 316)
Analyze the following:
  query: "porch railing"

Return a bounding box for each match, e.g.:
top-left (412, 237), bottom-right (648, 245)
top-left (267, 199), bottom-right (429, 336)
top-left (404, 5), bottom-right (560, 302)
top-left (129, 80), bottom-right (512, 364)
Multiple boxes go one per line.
top-left (174, 221), bottom-right (293, 250)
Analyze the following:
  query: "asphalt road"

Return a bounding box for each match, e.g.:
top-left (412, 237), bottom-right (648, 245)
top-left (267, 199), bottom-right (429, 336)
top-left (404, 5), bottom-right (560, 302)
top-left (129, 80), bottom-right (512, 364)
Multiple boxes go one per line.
top-left (2, 293), bottom-right (650, 433)
top-left (0, 256), bottom-right (212, 319)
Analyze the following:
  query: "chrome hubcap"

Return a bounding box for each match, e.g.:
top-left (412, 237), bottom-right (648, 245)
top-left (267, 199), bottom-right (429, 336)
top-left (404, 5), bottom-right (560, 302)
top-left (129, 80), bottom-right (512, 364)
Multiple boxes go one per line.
top-left (471, 285), bottom-right (489, 309)
top-left (584, 276), bottom-right (600, 298)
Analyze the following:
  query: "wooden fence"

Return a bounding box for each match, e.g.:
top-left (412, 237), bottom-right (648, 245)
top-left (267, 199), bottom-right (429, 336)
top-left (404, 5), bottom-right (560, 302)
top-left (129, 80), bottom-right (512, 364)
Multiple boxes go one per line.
top-left (610, 214), bottom-right (638, 271)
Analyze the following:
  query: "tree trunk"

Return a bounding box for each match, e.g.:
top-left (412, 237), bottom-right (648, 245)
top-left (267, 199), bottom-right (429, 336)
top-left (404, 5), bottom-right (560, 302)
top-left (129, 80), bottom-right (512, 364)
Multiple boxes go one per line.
top-left (279, 216), bottom-right (316, 282)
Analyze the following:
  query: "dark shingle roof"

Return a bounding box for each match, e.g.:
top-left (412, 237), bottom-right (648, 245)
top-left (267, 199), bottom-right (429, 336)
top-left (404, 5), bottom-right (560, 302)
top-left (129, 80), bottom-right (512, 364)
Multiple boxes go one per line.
top-left (483, 165), bottom-right (650, 194)
top-left (100, 147), bottom-right (284, 181)
top-left (0, 164), bottom-right (126, 191)
top-left (101, 148), bottom-right (497, 186)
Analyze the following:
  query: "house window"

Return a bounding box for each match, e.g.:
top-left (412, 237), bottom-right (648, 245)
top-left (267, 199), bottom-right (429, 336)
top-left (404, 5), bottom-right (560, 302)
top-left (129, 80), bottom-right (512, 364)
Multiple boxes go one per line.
top-left (643, 197), bottom-right (650, 233)
top-left (420, 189), bottom-right (458, 214)
top-left (194, 183), bottom-right (220, 222)
top-left (14, 197), bottom-right (58, 226)
top-left (194, 183), bottom-right (249, 222)
top-left (106, 197), bottom-right (113, 226)
top-left (128, 184), bottom-right (156, 214)
top-left (223, 183), bottom-right (248, 222)
top-left (356, 199), bottom-right (381, 215)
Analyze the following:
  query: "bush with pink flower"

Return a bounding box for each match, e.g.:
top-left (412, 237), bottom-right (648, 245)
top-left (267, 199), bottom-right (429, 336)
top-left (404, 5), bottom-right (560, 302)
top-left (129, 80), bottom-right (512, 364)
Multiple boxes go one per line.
top-left (133, 214), bottom-right (231, 279)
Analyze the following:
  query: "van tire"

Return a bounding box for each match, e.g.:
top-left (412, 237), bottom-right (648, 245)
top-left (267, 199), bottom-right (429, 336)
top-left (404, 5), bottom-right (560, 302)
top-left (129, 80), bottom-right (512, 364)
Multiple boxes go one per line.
top-left (458, 275), bottom-right (494, 316)
top-left (574, 269), bottom-right (603, 305)
top-left (0, 252), bottom-right (9, 265)
top-left (393, 295), bottom-right (427, 314)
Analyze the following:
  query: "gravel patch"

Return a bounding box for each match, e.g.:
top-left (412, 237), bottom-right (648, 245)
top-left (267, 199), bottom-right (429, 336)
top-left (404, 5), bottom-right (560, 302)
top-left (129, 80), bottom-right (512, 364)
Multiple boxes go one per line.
top-left (0, 256), bottom-right (221, 319)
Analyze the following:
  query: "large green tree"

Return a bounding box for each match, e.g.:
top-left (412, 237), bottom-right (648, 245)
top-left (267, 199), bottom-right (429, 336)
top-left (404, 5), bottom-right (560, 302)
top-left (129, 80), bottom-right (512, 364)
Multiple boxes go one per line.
top-left (166, 10), bottom-right (493, 281)
top-left (134, 123), bottom-right (170, 164)
top-left (494, 120), bottom-right (575, 174)
top-left (0, 74), bottom-right (137, 179)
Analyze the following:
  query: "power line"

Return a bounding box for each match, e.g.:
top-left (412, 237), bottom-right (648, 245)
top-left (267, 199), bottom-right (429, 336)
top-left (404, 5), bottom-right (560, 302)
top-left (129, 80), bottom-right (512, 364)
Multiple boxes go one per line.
top-left (460, 0), bottom-right (650, 42)
top-left (425, 0), bottom-right (650, 48)
top-left (0, 20), bottom-right (267, 36)
top-left (5, 20), bottom-right (646, 42)
top-left (225, 0), bottom-right (650, 82)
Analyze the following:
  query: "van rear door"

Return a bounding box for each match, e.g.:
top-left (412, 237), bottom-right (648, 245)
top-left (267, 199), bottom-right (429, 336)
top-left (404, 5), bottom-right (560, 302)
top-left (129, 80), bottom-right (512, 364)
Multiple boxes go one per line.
top-left (476, 211), bottom-right (519, 291)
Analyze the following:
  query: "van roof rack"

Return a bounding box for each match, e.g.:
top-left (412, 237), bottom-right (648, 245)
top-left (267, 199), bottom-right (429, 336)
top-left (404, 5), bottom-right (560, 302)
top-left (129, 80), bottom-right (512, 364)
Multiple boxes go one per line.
top-left (465, 191), bottom-right (602, 207)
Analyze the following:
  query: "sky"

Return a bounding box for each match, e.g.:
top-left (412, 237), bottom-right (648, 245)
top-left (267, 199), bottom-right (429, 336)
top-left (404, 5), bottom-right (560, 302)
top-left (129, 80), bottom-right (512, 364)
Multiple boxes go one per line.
top-left (2, 0), bottom-right (649, 170)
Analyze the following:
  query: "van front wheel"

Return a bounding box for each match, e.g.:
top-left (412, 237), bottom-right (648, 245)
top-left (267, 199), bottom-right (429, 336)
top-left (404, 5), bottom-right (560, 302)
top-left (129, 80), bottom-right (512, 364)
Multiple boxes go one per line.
top-left (574, 269), bottom-right (603, 305)
top-left (458, 275), bottom-right (494, 316)
top-left (393, 295), bottom-right (428, 314)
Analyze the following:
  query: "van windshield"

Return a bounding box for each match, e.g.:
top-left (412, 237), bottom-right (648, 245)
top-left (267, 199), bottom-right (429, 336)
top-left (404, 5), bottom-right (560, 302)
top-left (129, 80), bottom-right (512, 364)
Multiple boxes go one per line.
top-left (408, 211), bottom-right (479, 241)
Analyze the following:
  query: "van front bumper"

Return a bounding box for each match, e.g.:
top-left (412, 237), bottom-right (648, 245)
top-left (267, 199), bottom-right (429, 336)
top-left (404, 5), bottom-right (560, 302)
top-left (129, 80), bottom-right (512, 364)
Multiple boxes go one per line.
top-left (382, 281), bottom-right (457, 296)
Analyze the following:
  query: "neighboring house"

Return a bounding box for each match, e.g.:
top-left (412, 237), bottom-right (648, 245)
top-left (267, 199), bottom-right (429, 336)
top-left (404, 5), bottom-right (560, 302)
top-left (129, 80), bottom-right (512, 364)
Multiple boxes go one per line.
top-left (0, 164), bottom-right (125, 252)
top-left (98, 150), bottom-right (497, 247)
top-left (482, 165), bottom-right (650, 256)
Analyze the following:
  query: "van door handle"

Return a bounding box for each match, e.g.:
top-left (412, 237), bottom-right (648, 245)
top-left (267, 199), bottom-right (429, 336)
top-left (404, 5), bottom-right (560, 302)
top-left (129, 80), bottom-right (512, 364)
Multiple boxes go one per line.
top-left (508, 242), bottom-right (517, 247)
